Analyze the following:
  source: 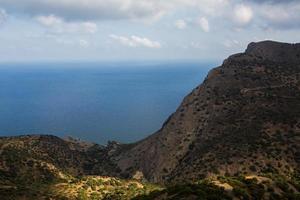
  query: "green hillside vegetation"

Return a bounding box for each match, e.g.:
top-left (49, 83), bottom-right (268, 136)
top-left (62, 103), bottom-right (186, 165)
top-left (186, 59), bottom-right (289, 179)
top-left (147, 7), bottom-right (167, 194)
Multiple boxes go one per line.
top-left (134, 174), bottom-right (300, 200)
top-left (0, 173), bottom-right (161, 200)
top-left (0, 135), bottom-right (299, 199)
top-left (1, 171), bottom-right (299, 199)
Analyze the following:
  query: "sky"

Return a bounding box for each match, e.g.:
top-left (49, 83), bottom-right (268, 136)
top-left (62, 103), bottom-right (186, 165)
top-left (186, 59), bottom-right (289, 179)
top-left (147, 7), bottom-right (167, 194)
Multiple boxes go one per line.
top-left (0, 0), bottom-right (300, 62)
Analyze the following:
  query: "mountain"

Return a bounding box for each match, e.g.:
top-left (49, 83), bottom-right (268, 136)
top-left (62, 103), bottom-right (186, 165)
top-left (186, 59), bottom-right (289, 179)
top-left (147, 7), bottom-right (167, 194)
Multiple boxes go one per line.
top-left (0, 134), bottom-right (298, 199)
top-left (113, 41), bottom-right (300, 183)
top-left (0, 135), bottom-right (119, 181)
top-left (0, 41), bottom-right (300, 199)
top-left (0, 135), bottom-right (160, 199)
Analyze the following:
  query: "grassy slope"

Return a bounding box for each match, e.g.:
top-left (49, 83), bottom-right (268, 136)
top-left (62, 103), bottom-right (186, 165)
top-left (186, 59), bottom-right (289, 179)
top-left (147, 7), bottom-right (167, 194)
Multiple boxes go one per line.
top-left (1, 172), bottom-right (299, 200)
top-left (0, 174), bottom-right (161, 200)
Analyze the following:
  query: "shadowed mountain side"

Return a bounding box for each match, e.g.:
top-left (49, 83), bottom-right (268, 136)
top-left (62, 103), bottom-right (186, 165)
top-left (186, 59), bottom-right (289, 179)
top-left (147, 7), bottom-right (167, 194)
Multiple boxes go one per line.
top-left (112, 41), bottom-right (300, 183)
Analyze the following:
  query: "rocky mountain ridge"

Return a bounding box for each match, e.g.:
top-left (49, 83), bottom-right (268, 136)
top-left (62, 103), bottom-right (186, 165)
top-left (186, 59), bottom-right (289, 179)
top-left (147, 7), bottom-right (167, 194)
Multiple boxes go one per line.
top-left (112, 40), bottom-right (300, 183)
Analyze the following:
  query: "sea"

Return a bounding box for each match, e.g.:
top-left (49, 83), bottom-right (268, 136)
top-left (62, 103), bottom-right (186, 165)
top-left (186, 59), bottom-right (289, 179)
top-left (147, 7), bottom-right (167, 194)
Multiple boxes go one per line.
top-left (0, 61), bottom-right (216, 144)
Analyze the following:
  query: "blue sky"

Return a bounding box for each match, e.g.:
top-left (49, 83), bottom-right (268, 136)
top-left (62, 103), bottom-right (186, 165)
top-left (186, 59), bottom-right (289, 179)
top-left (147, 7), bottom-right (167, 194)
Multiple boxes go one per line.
top-left (0, 0), bottom-right (300, 62)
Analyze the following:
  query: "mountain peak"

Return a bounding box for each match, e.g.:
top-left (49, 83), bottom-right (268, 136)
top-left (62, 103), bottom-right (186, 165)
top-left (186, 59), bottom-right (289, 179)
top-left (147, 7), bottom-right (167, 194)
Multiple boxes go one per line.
top-left (114, 40), bottom-right (300, 183)
top-left (245, 40), bottom-right (300, 63)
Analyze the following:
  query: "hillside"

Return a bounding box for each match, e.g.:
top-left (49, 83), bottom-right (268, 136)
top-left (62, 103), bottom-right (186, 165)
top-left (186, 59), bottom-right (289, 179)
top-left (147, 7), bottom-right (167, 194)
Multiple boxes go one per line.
top-left (0, 135), bottom-right (299, 199)
top-left (0, 135), bottom-right (160, 199)
top-left (0, 41), bottom-right (300, 199)
top-left (0, 135), bottom-right (123, 180)
top-left (114, 41), bottom-right (300, 183)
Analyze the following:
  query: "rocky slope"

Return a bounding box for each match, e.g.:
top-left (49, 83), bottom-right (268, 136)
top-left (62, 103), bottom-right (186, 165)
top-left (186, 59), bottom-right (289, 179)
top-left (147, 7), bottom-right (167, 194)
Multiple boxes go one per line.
top-left (0, 40), bottom-right (300, 199)
top-left (113, 41), bottom-right (300, 183)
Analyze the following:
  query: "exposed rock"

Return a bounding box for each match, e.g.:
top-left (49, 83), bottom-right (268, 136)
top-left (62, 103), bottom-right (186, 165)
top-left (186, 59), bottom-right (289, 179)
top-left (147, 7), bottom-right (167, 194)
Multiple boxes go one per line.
top-left (245, 41), bottom-right (300, 64)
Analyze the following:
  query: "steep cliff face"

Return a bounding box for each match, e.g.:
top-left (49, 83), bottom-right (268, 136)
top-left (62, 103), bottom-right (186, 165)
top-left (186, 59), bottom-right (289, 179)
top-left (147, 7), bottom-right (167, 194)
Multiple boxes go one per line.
top-left (115, 41), bottom-right (300, 183)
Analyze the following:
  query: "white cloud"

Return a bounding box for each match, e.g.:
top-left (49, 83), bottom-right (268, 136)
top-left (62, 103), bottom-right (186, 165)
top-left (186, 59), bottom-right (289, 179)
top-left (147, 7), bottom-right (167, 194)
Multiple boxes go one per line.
top-left (47, 36), bottom-right (91, 48)
top-left (0, 0), bottom-right (169, 21)
top-left (0, 0), bottom-right (299, 32)
top-left (246, 0), bottom-right (298, 4)
top-left (0, 8), bottom-right (7, 25)
top-left (0, 0), bottom-right (232, 23)
top-left (172, 0), bottom-right (230, 16)
top-left (233, 4), bottom-right (253, 26)
top-left (259, 3), bottom-right (300, 29)
top-left (79, 39), bottom-right (89, 48)
top-left (197, 17), bottom-right (210, 32)
top-left (55, 38), bottom-right (75, 45)
top-left (36, 14), bottom-right (62, 26)
top-left (36, 15), bottom-right (97, 34)
top-left (110, 34), bottom-right (161, 48)
top-left (190, 41), bottom-right (204, 49)
top-left (223, 39), bottom-right (240, 48)
top-left (175, 19), bottom-right (187, 29)
top-left (82, 22), bottom-right (98, 34)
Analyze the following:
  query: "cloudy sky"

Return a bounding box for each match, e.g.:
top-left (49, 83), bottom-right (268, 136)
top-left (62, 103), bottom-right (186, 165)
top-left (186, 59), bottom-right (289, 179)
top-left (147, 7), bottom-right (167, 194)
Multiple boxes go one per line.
top-left (0, 0), bottom-right (300, 62)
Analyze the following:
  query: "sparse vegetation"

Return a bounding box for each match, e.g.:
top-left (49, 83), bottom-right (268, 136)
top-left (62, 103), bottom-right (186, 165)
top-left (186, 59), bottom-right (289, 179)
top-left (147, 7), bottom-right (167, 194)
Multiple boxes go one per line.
top-left (1, 41), bottom-right (300, 199)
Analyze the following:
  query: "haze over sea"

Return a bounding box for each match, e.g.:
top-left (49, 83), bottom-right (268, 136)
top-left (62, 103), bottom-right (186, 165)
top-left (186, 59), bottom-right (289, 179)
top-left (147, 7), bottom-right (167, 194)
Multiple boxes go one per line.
top-left (0, 61), bottom-right (215, 144)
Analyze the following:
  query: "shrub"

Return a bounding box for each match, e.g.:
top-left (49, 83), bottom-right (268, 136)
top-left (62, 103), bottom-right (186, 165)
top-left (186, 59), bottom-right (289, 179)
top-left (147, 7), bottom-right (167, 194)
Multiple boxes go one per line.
top-left (232, 187), bottom-right (249, 200)
top-left (249, 165), bottom-right (257, 172)
top-left (77, 189), bottom-right (88, 200)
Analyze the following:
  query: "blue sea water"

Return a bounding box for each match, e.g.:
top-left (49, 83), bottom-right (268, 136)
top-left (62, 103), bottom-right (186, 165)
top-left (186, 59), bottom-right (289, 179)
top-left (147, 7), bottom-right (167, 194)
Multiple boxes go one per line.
top-left (0, 61), bottom-right (215, 144)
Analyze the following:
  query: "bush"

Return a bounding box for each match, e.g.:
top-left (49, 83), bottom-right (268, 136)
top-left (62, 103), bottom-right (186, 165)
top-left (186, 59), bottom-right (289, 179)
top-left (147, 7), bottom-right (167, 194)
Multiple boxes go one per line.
top-left (77, 189), bottom-right (88, 200)
top-left (232, 187), bottom-right (249, 200)
top-left (249, 165), bottom-right (257, 172)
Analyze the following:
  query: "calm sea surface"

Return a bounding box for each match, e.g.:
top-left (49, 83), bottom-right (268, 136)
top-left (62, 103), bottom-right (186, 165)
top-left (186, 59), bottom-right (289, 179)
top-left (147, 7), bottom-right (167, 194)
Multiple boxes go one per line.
top-left (0, 61), bottom-right (215, 144)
